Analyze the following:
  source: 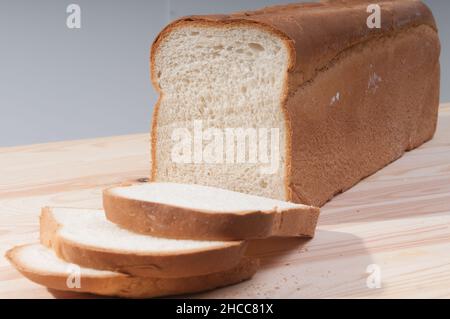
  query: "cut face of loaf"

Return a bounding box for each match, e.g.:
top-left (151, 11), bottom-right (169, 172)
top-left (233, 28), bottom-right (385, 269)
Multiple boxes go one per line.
top-left (6, 244), bottom-right (258, 298)
top-left (40, 207), bottom-right (246, 278)
top-left (103, 182), bottom-right (320, 240)
top-left (152, 24), bottom-right (289, 200)
top-left (150, 0), bottom-right (440, 206)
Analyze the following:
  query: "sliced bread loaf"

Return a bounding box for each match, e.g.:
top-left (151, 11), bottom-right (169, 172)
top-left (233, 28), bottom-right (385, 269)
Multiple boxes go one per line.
top-left (150, 0), bottom-right (440, 207)
top-left (6, 244), bottom-right (258, 298)
top-left (40, 207), bottom-right (246, 278)
top-left (103, 182), bottom-right (320, 240)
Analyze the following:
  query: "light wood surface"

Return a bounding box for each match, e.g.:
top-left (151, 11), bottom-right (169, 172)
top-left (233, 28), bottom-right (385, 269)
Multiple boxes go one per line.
top-left (1, 104), bottom-right (449, 299)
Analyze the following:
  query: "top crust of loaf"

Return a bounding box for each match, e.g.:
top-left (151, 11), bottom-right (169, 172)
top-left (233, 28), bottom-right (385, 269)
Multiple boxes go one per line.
top-left (151, 0), bottom-right (436, 92)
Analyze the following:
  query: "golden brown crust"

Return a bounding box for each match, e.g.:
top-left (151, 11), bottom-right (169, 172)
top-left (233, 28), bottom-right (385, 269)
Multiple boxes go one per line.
top-left (150, 0), bottom-right (440, 206)
top-left (39, 207), bottom-right (247, 278)
top-left (103, 186), bottom-right (320, 240)
top-left (286, 24), bottom-right (440, 206)
top-left (6, 244), bottom-right (258, 298)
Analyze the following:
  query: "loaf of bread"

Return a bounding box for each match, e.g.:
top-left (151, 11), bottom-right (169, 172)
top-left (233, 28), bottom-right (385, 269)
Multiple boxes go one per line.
top-left (150, 0), bottom-right (440, 206)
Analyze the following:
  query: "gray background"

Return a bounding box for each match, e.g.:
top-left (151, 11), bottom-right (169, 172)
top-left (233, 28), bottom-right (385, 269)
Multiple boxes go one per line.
top-left (0, 0), bottom-right (448, 147)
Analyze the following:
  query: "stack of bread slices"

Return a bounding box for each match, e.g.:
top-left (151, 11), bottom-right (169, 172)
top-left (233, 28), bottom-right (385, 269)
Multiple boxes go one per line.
top-left (6, 182), bottom-right (319, 298)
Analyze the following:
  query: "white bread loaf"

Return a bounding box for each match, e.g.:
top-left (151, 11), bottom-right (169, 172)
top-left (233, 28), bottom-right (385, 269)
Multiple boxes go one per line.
top-left (150, 0), bottom-right (440, 206)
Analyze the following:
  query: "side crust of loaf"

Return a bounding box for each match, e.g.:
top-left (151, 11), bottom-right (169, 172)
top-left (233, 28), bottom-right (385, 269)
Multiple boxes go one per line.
top-left (103, 186), bottom-right (320, 240)
top-left (6, 244), bottom-right (258, 298)
top-left (287, 24), bottom-right (440, 206)
top-left (39, 207), bottom-right (247, 278)
top-left (149, 0), bottom-right (440, 206)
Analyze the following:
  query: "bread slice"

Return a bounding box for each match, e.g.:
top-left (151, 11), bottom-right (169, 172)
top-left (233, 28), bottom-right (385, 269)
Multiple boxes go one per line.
top-left (40, 207), bottom-right (246, 278)
top-left (103, 182), bottom-right (320, 240)
top-left (6, 244), bottom-right (258, 298)
top-left (150, 0), bottom-right (440, 207)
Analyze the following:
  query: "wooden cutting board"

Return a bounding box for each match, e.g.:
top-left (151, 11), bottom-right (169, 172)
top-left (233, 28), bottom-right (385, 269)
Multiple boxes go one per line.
top-left (1, 104), bottom-right (449, 299)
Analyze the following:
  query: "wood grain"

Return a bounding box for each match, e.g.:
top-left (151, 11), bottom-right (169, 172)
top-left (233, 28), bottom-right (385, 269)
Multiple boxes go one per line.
top-left (0, 104), bottom-right (449, 299)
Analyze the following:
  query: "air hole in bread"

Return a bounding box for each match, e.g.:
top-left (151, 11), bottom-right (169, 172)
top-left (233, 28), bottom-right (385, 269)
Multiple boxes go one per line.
top-left (259, 179), bottom-right (268, 188)
top-left (248, 43), bottom-right (265, 52)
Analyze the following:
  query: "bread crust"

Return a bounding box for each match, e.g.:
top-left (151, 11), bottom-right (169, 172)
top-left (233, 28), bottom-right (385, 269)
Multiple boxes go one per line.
top-left (103, 185), bottom-right (320, 240)
top-left (39, 207), bottom-right (247, 278)
top-left (150, 0), bottom-right (440, 206)
top-left (6, 244), bottom-right (258, 298)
